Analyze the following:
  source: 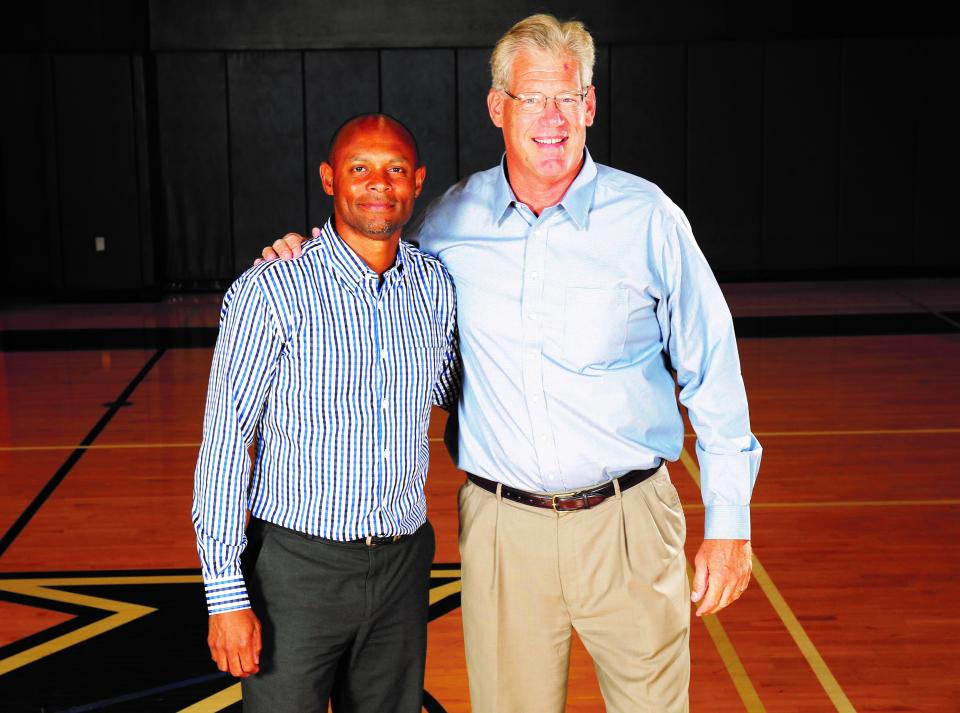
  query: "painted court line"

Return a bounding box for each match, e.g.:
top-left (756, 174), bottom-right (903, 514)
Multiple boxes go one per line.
top-left (683, 498), bottom-right (960, 511)
top-left (0, 576), bottom-right (201, 676)
top-left (0, 349), bottom-right (167, 558)
top-left (177, 683), bottom-right (241, 713)
top-left (749, 556), bottom-right (857, 713)
top-left (0, 442), bottom-right (202, 452)
top-left (0, 578), bottom-right (171, 676)
top-left (59, 672), bottom-right (228, 713)
top-left (687, 564), bottom-right (767, 712)
top-left (745, 427), bottom-right (960, 438)
top-left (750, 498), bottom-right (960, 509)
top-left (679, 448), bottom-right (857, 713)
top-left (5, 426), bottom-right (959, 452)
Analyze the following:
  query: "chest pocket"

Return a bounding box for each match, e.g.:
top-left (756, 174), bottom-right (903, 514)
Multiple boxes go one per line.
top-left (562, 286), bottom-right (628, 372)
top-left (416, 343), bottom-right (446, 377)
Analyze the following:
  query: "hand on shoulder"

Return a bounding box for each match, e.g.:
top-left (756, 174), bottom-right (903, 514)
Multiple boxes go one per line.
top-left (253, 226), bottom-right (320, 266)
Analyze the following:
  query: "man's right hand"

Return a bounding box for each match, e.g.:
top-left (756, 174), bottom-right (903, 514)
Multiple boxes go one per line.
top-left (208, 608), bottom-right (263, 678)
top-left (254, 227), bottom-right (319, 265)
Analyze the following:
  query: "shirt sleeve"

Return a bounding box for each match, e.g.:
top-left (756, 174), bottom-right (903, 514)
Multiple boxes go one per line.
top-left (191, 273), bottom-right (284, 614)
top-left (407, 193), bottom-right (446, 254)
top-left (658, 212), bottom-right (762, 540)
top-left (432, 271), bottom-right (462, 411)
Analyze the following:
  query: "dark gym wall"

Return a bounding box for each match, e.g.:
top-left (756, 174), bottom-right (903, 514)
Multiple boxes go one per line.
top-left (1, 1), bottom-right (958, 294)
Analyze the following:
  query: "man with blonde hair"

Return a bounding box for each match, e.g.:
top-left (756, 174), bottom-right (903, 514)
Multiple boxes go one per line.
top-left (262, 13), bottom-right (760, 712)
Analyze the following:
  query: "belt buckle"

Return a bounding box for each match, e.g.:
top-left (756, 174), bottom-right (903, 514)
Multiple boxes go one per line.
top-left (553, 487), bottom-right (606, 512)
top-left (551, 490), bottom-right (586, 512)
top-left (364, 534), bottom-right (401, 548)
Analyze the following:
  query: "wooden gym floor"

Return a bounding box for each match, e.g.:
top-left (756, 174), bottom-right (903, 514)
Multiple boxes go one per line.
top-left (0, 278), bottom-right (958, 712)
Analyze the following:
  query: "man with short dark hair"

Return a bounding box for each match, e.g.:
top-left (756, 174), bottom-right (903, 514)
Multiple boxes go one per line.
top-left (193, 114), bottom-right (459, 713)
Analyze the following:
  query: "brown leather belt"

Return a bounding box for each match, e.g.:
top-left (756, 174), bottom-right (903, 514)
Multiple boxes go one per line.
top-left (466, 464), bottom-right (662, 512)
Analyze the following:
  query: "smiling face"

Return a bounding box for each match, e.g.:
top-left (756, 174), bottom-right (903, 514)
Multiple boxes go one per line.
top-left (488, 48), bottom-right (596, 197)
top-left (320, 116), bottom-right (426, 244)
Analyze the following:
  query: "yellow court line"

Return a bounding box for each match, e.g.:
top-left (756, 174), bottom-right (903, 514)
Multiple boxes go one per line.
top-left (178, 683), bottom-right (242, 713)
top-left (683, 498), bottom-right (960, 511)
top-left (750, 556), bottom-right (856, 712)
top-left (0, 440), bottom-right (445, 451)
top-left (0, 442), bottom-right (201, 452)
top-left (0, 576), bottom-right (201, 676)
top-left (687, 564), bottom-right (767, 712)
top-left (684, 427), bottom-right (960, 438)
top-left (6, 426), bottom-right (959, 452)
top-left (0, 581), bottom-right (156, 676)
top-left (752, 498), bottom-right (960, 509)
top-left (679, 449), bottom-right (857, 713)
top-left (429, 579), bottom-right (462, 606)
top-left (431, 568), bottom-right (461, 578)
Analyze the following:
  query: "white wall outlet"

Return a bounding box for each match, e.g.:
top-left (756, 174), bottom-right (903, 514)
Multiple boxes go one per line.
top-left (95, 236), bottom-right (106, 252)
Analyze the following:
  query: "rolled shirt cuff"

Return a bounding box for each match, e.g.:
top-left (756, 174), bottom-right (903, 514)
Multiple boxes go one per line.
top-left (204, 576), bottom-right (250, 615)
top-left (696, 437), bottom-right (760, 541)
top-left (704, 504), bottom-right (751, 540)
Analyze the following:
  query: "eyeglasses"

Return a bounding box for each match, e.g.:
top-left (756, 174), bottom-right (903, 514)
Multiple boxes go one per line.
top-left (502, 89), bottom-right (589, 114)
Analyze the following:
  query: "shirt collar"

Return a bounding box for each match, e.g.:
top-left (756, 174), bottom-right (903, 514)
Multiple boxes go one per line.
top-left (318, 217), bottom-right (406, 288)
top-left (557, 149), bottom-right (598, 230)
top-left (492, 155), bottom-right (518, 225)
top-left (492, 148), bottom-right (599, 230)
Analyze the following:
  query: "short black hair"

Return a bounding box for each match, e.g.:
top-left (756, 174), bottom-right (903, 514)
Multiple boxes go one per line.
top-left (326, 113), bottom-right (420, 166)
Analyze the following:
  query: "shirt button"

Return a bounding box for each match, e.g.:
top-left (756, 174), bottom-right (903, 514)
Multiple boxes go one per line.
top-left (539, 433), bottom-right (547, 441)
top-left (382, 448), bottom-right (389, 459)
top-left (528, 313), bottom-right (538, 320)
top-left (381, 349), bottom-right (388, 360)
top-left (531, 271), bottom-right (539, 279)
top-left (528, 351), bottom-right (536, 359)
top-left (381, 401), bottom-right (388, 411)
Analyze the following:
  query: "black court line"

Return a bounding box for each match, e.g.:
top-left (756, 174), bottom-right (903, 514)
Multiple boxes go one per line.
top-left (53, 672), bottom-right (229, 713)
top-left (0, 349), bottom-right (167, 558)
top-left (0, 312), bottom-right (957, 352)
top-left (0, 591), bottom-right (112, 661)
top-left (0, 567), bottom-right (460, 712)
top-left (422, 690), bottom-right (447, 713)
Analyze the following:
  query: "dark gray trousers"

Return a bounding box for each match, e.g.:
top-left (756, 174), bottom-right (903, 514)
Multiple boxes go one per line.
top-left (241, 518), bottom-right (435, 713)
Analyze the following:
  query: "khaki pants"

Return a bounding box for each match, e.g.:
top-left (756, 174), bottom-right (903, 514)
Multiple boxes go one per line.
top-left (458, 466), bottom-right (690, 713)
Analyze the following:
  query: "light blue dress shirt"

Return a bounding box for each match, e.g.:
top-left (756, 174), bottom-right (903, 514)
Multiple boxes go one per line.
top-left (415, 150), bottom-right (761, 540)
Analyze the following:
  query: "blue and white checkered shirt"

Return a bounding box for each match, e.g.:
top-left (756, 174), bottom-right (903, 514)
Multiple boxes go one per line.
top-left (192, 218), bottom-right (460, 614)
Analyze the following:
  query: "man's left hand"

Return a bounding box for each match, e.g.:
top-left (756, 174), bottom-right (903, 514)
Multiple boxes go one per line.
top-left (690, 539), bottom-right (752, 617)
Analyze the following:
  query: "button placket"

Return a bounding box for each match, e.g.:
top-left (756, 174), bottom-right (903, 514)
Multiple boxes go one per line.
top-left (372, 284), bottom-right (387, 504)
top-left (520, 224), bottom-right (562, 489)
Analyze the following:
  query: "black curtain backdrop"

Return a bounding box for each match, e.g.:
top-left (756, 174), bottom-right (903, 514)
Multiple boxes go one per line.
top-left (1, 0), bottom-right (958, 294)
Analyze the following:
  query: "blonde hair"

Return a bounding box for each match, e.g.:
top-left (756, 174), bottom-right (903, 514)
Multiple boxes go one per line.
top-left (490, 14), bottom-right (595, 91)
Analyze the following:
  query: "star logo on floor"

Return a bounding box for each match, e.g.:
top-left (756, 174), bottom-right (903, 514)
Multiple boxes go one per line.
top-left (0, 566), bottom-right (462, 712)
